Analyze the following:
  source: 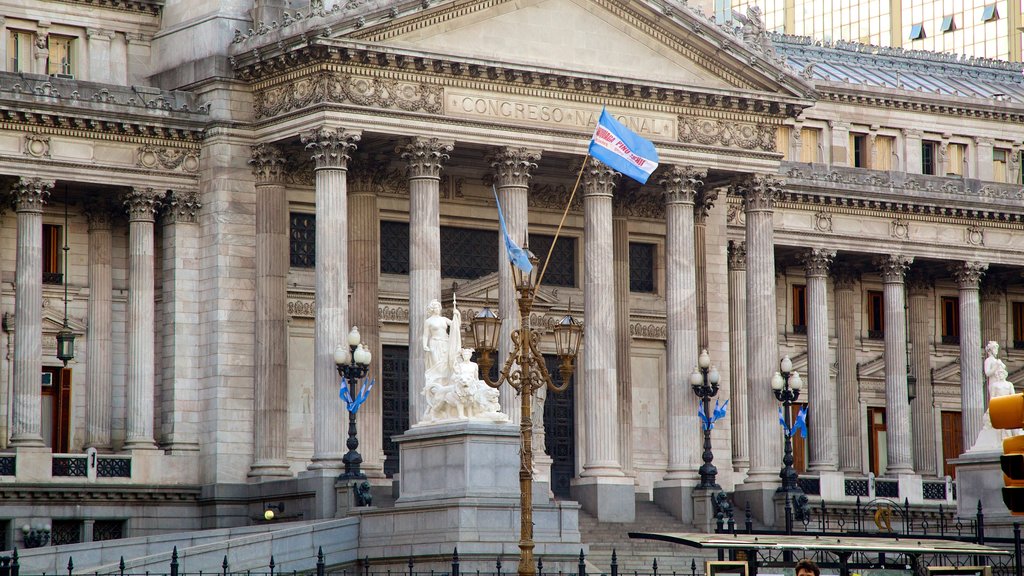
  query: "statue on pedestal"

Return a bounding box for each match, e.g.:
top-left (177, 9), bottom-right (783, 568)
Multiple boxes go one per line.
top-left (420, 297), bottom-right (508, 425)
top-left (969, 341), bottom-right (1022, 451)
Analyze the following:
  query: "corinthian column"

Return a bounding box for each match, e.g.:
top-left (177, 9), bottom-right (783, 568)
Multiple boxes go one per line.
top-left (907, 270), bottom-right (937, 475)
top-left (399, 137), bottom-right (452, 427)
top-left (487, 146), bottom-right (540, 425)
top-left (728, 241), bottom-right (749, 472)
top-left (694, 188), bottom-right (719, 350)
top-left (833, 264), bottom-right (861, 472)
top-left (803, 248), bottom-right (837, 472)
top-left (980, 280), bottom-right (1005, 367)
top-left (302, 127), bottom-right (361, 470)
top-left (9, 177), bottom-right (52, 447)
top-left (122, 187), bottom-right (161, 451)
top-left (248, 143), bottom-right (291, 478)
top-left (612, 200), bottom-right (633, 479)
top-left (735, 175), bottom-right (784, 484)
top-left (85, 203), bottom-right (114, 450)
top-left (875, 254), bottom-right (914, 474)
top-left (952, 261), bottom-right (988, 448)
top-left (349, 159), bottom-right (385, 478)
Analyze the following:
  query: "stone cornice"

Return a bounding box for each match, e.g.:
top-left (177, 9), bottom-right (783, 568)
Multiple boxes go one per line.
top-left (813, 83), bottom-right (1024, 124)
top-left (51, 0), bottom-right (162, 16)
top-left (0, 484), bottom-right (200, 502)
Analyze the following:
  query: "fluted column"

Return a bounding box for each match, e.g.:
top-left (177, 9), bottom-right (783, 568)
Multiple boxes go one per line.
top-left (303, 127), bottom-right (361, 470)
top-left (728, 241), bottom-right (749, 472)
top-left (160, 190), bottom-right (202, 454)
top-left (694, 189), bottom-right (719, 351)
top-left (399, 137), bottom-right (452, 427)
top-left (349, 159), bottom-right (385, 478)
top-left (9, 177), bottom-right (52, 447)
top-left (488, 147), bottom-right (540, 426)
top-left (803, 248), bottom-right (837, 472)
top-left (122, 187), bottom-right (160, 450)
top-left (833, 264), bottom-right (861, 472)
top-left (953, 261), bottom-right (988, 448)
top-left (612, 201), bottom-right (634, 478)
top-left (908, 270), bottom-right (937, 476)
top-left (876, 254), bottom-right (914, 474)
top-left (248, 143), bottom-right (292, 478)
top-left (735, 175), bottom-right (784, 484)
top-left (981, 281), bottom-right (1005, 358)
top-left (85, 203), bottom-right (114, 450)
top-left (659, 166), bottom-right (704, 481)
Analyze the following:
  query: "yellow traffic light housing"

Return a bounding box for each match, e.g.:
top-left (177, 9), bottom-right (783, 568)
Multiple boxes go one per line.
top-left (990, 393), bottom-right (1024, 515)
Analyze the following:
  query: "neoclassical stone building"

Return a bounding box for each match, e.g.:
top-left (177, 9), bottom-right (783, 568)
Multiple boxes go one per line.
top-left (0, 0), bottom-right (1022, 548)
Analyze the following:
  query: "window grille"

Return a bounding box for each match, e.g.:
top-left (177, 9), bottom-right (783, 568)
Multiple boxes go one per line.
top-left (530, 234), bottom-right (576, 287)
top-left (380, 221), bottom-right (410, 275)
top-left (50, 520), bottom-right (82, 545)
top-left (93, 520), bottom-right (125, 542)
top-left (440, 226), bottom-right (498, 279)
top-left (289, 213), bottom-right (316, 268)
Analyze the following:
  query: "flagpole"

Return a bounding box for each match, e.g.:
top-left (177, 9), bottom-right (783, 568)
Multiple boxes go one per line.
top-left (534, 154), bottom-right (589, 292)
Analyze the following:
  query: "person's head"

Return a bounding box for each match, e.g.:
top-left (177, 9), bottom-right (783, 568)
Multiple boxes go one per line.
top-left (460, 348), bottom-right (474, 360)
top-left (427, 300), bottom-right (442, 316)
top-left (795, 559), bottom-right (819, 576)
top-left (987, 341), bottom-right (1000, 356)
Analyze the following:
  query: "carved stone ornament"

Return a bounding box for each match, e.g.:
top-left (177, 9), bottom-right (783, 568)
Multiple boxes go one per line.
top-left (302, 127), bottom-right (361, 170)
top-left (288, 300), bottom-right (315, 318)
top-left (347, 158), bottom-right (389, 195)
top-left (801, 248), bottom-right (835, 277)
top-left (162, 189), bottom-right (202, 224)
top-left (137, 145), bottom-right (200, 173)
top-left (24, 134), bottom-right (50, 158)
top-left (580, 159), bottom-right (620, 198)
top-left (12, 177), bottom-right (53, 213)
top-left (84, 202), bottom-right (115, 231)
top-left (123, 187), bottom-right (161, 222)
top-left (398, 137), bottom-right (452, 179)
top-left (529, 182), bottom-right (581, 212)
top-left (253, 72), bottom-right (443, 120)
top-left (726, 204), bottom-right (746, 226)
top-left (659, 165), bottom-right (705, 204)
top-left (727, 240), bottom-right (747, 271)
top-left (249, 143), bottom-right (287, 184)
top-left (981, 277), bottom-right (1006, 299)
top-left (890, 217), bottom-right (910, 240)
top-left (488, 146), bottom-right (540, 188)
top-left (615, 189), bottom-right (665, 219)
top-left (695, 188), bottom-right (719, 222)
top-left (732, 174), bottom-right (783, 212)
top-left (630, 323), bottom-right (667, 340)
top-left (678, 116), bottom-right (776, 152)
top-left (814, 210), bottom-right (833, 233)
top-left (950, 261), bottom-right (988, 289)
top-left (831, 263), bottom-right (859, 290)
top-left (875, 254), bottom-right (913, 283)
top-left (965, 225), bottom-right (985, 247)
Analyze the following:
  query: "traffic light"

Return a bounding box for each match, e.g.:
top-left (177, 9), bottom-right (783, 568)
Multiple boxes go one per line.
top-left (990, 393), bottom-right (1024, 514)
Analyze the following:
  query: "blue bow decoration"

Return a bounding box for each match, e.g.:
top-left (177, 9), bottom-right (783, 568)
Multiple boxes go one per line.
top-left (698, 399), bottom-right (730, 431)
top-left (778, 405), bottom-right (809, 438)
top-left (340, 376), bottom-right (375, 414)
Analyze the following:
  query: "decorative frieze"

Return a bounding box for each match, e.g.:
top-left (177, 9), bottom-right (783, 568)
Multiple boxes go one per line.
top-left (398, 137), bottom-right (452, 179)
top-left (24, 134), bottom-right (50, 158)
top-left (137, 145), bottom-right (200, 173)
top-left (302, 127), bottom-right (361, 170)
top-left (254, 72), bottom-right (443, 120)
top-left (678, 116), bottom-right (776, 151)
top-left (629, 323), bottom-right (667, 340)
top-left (659, 165), bottom-right (706, 205)
top-left (529, 182), bottom-right (582, 212)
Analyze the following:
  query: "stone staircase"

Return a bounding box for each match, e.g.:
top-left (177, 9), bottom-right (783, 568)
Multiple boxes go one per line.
top-left (578, 500), bottom-right (716, 575)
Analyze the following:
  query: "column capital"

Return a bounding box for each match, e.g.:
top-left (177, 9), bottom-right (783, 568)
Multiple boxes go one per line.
top-left (580, 158), bottom-right (620, 198)
top-left (249, 143), bottom-right (287, 184)
top-left (906, 268), bottom-right (934, 294)
top-left (162, 189), bottom-right (201, 224)
top-left (488, 146), bottom-right (541, 188)
top-left (875, 254), bottom-right (913, 283)
top-left (12, 177), bottom-right (53, 213)
top-left (123, 187), bottom-right (161, 222)
top-left (982, 276), bottom-right (1007, 299)
top-left (398, 137), bottom-right (452, 179)
top-left (658, 165), bottom-right (705, 205)
top-left (951, 261), bottom-right (988, 289)
top-left (348, 157), bottom-right (388, 196)
top-left (302, 127), bottom-right (361, 170)
top-left (727, 240), bottom-right (747, 271)
top-left (86, 28), bottom-right (114, 40)
top-left (84, 201), bottom-right (116, 231)
top-left (731, 174), bottom-right (783, 212)
top-left (694, 188), bottom-right (719, 223)
top-left (831, 263), bottom-right (860, 290)
top-left (801, 248), bottom-right (835, 278)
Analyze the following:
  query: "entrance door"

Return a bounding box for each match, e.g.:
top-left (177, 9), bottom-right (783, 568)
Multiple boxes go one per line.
top-left (381, 346), bottom-right (409, 478)
top-left (868, 407), bottom-right (887, 476)
top-left (941, 411), bottom-right (963, 478)
top-left (41, 367), bottom-right (71, 453)
top-left (543, 355), bottom-right (576, 499)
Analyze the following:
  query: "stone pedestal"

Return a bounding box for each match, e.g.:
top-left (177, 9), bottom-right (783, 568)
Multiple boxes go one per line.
top-left (731, 482), bottom-right (777, 527)
top-left (691, 489), bottom-right (718, 533)
top-left (954, 450), bottom-right (1016, 538)
top-left (653, 478), bottom-right (694, 523)
top-left (575, 477), bottom-right (636, 522)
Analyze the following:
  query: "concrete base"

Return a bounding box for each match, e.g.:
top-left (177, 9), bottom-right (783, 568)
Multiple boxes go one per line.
top-left (691, 489), bottom-right (718, 532)
top-left (652, 478), bottom-right (695, 523)
top-left (731, 481), bottom-right (780, 528)
top-left (953, 450), bottom-right (1017, 538)
top-left (574, 476), bottom-right (636, 522)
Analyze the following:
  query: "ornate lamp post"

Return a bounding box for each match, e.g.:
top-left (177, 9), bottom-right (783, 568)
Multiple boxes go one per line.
top-left (690, 349), bottom-right (721, 490)
top-left (334, 326), bottom-right (374, 481)
top-left (772, 355), bottom-right (804, 494)
top-left (472, 248), bottom-right (583, 576)
top-left (56, 186), bottom-right (74, 366)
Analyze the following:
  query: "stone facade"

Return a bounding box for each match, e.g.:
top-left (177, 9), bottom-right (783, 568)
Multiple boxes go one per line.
top-left (0, 0), bottom-right (1021, 551)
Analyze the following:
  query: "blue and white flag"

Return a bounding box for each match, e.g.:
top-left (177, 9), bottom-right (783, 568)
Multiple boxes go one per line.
top-left (588, 107), bottom-right (659, 184)
top-left (493, 185), bottom-right (533, 273)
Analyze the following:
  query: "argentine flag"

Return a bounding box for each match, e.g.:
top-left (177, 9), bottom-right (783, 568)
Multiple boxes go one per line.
top-left (493, 185), bottom-right (533, 274)
top-left (588, 108), bottom-right (659, 184)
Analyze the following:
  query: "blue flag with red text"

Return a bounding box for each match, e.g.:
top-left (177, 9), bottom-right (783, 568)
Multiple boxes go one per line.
top-left (588, 107), bottom-right (659, 184)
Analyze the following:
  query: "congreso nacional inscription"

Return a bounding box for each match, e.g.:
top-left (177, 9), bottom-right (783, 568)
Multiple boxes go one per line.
top-left (445, 91), bottom-right (677, 139)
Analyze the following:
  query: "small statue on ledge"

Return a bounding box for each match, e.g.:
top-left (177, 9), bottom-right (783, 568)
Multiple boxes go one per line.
top-left (969, 341), bottom-right (1022, 452)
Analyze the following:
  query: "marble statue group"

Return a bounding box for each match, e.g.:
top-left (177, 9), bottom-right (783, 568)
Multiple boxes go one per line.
top-left (970, 340), bottom-right (1023, 451)
top-left (420, 297), bottom-right (508, 424)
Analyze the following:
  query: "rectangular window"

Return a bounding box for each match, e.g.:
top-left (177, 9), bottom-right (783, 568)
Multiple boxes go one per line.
top-left (867, 290), bottom-right (884, 339)
top-left (46, 35), bottom-right (74, 77)
top-left (7, 29), bottom-right (33, 73)
top-left (530, 234), bottom-right (576, 287)
top-left (909, 23), bottom-right (926, 40)
top-left (1013, 302), bottom-right (1024, 349)
top-left (50, 519), bottom-right (82, 546)
top-left (289, 212), bottom-right (315, 268)
top-left (940, 15), bottom-right (956, 32)
top-left (922, 141), bottom-right (937, 175)
top-left (381, 221), bottom-right (410, 275)
top-left (982, 4), bottom-right (999, 22)
top-left (776, 126), bottom-right (792, 161)
top-left (792, 284), bottom-right (807, 334)
top-left (440, 226), bottom-right (498, 279)
top-left (42, 224), bottom-right (62, 284)
top-left (628, 242), bottom-right (655, 293)
top-left (941, 296), bottom-right (960, 344)
top-left (851, 133), bottom-right (868, 168)
top-left (947, 143), bottom-right (966, 176)
top-left (874, 135), bottom-right (894, 171)
top-left (995, 149), bottom-right (1009, 182)
top-left (800, 128), bottom-right (820, 163)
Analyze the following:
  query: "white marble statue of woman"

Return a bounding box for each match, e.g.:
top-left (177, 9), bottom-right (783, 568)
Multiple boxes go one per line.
top-left (421, 297), bottom-right (464, 422)
top-left (970, 341), bottom-right (1022, 451)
